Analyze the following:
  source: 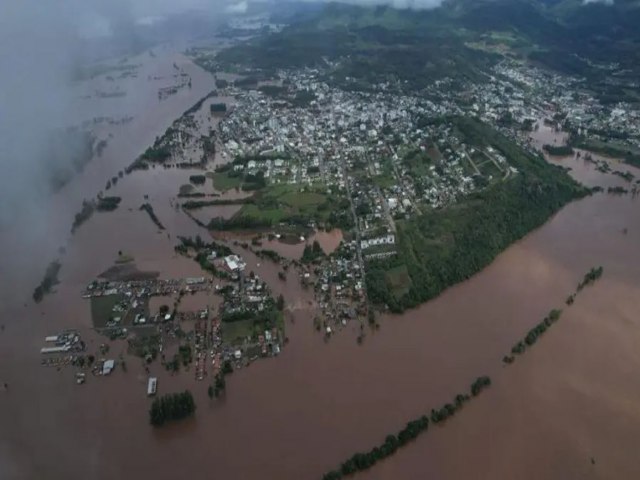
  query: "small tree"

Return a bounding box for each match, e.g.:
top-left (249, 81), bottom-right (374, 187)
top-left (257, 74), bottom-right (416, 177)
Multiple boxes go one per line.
top-left (276, 294), bottom-right (285, 311)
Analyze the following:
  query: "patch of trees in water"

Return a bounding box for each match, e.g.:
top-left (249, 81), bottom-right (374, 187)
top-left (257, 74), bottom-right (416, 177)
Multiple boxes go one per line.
top-left (302, 240), bottom-right (325, 263)
top-left (503, 309), bottom-right (563, 363)
top-left (577, 266), bottom-right (604, 291)
top-left (189, 174), bottom-right (206, 185)
top-left (96, 196), bottom-right (121, 212)
top-left (181, 197), bottom-right (253, 210)
top-left (210, 102), bottom-right (227, 113)
top-left (607, 186), bottom-right (628, 195)
top-left (208, 360), bottom-right (234, 399)
top-left (543, 144), bottom-right (574, 156)
top-left (139, 203), bottom-right (165, 230)
top-left (71, 200), bottom-right (96, 232)
top-left (71, 195), bottom-right (123, 233)
top-left (321, 376), bottom-right (491, 480)
top-left (503, 267), bottom-right (604, 364)
top-left (32, 261), bottom-right (62, 303)
top-left (254, 249), bottom-right (283, 263)
top-left (149, 390), bottom-right (196, 427)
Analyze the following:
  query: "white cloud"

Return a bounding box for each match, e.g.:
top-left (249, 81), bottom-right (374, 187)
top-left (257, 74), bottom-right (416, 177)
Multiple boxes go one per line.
top-left (334, 0), bottom-right (443, 9)
top-left (582, 0), bottom-right (614, 5)
top-left (226, 1), bottom-right (249, 14)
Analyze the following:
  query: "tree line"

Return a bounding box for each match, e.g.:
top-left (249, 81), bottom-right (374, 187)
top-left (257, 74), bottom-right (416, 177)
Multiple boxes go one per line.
top-left (139, 203), bottom-right (165, 230)
top-left (577, 266), bottom-right (604, 291)
top-left (182, 197), bottom-right (253, 210)
top-left (96, 196), bottom-right (121, 212)
top-left (321, 376), bottom-right (491, 480)
top-left (543, 144), bottom-right (574, 156)
top-left (503, 267), bottom-right (604, 364)
top-left (32, 261), bottom-right (62, 303)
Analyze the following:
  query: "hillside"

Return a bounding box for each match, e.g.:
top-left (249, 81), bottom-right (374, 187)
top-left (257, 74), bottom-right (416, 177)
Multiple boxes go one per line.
top-left (216, 0), bottom-right (640, 101)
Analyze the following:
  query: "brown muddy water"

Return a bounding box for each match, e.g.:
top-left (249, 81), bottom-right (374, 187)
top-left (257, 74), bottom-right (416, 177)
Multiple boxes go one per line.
top-left (256, 228), bottom-right (345, 261)
top-left (2, 102), bottom-right (640, 480)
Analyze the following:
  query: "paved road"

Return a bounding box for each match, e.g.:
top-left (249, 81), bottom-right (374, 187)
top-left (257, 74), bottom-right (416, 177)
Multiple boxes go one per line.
top-left (342, 161), bottom-right (367, 304)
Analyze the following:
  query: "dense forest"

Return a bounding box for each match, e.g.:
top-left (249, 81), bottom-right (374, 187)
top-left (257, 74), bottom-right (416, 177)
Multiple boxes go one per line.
top-left (366, 117), bottom-right (586, 312)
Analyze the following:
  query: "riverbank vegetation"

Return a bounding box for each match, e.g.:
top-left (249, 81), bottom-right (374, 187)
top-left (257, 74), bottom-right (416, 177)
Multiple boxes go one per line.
top-left (149, 390), bottom-right (196, 427)
top-left (366, 117), bottom-right (586, 312)
top-left (139, 203), bottom-right (165, 230)
top-left (32, 261), bottom-right (62, 303)
top-left (320, 376), bottom-right (491, 480)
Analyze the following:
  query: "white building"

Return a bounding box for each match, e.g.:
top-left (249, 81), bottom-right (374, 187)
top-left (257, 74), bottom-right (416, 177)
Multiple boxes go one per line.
top-left (361, 234), bottom-right (395, 250)
top-left (224, 255), bottom-right (246, 272)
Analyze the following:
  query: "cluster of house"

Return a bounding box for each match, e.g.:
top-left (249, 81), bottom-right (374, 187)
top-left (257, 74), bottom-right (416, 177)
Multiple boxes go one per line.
top-left (308, 240), bottom-right (367, 332)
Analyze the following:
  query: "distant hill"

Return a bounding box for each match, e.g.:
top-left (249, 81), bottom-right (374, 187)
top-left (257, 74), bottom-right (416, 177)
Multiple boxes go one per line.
top-left (217, 0), bottom-right (640, 97)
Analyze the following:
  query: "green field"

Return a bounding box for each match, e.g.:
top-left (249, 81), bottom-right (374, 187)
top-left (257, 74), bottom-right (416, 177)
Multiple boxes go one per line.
top-left (231, 185), bottom-right (330, 225)
top-left (280, 190), bottom-right (326, 207)
top-left (221, 318), bottom-right (255, 343)
top-left (236, 204), bottom-right (286, 223)
top-left (221, 312), bottom-right (284, 344)
top-left (210, 171), bottom-right (242, 191)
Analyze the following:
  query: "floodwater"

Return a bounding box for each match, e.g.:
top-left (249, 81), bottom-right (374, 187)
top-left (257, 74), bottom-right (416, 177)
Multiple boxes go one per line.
top-left (2, 84), bottom-right (640, 480)
top-left (254, 229), bottom-right (345, 261)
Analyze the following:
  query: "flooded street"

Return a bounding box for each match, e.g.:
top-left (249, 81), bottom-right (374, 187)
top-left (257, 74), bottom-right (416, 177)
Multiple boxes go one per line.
top-left (2, 66), bottom-right (640, 480)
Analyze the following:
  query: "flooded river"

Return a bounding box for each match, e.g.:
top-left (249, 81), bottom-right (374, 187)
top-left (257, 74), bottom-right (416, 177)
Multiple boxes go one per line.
top-left (2, 81), bottom-right (640, 480)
